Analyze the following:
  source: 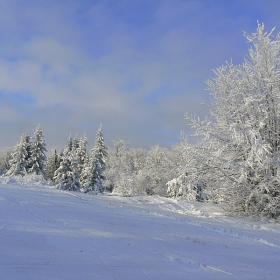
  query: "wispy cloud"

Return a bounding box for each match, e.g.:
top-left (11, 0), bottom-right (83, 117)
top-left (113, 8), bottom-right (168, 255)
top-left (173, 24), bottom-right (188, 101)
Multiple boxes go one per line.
top-left (0, 0), bottom-right (280, 151)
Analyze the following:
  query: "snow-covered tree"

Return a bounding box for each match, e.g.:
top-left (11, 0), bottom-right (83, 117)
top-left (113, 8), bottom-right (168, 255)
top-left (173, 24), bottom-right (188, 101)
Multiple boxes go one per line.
top-left (103, 139), bottom-right (147, 196)
top-left (139, 145), bottom-right (173, 196)
top-left (104, 139), bottom-right (185, 196)
top-left (53, 156), bottom-right (75, 190)
top-left (72, 133), bottom-right (80, 151)
top-left (28, 126), bottom-right (47, 178)
top-left (80, 158), bottom-right (103, 194)
top-left (53, 151), bottom-right (79, 191)
top-left (0, 147), bottom-right (13, 175)
top-left (45, 149), bottom-right (60, 181)
top-left (63, 134), bottom-right (73, 158)
top-left (6, 132), bottom-right (32, 177)
top-left (53, 135), bottom-right (80, 191)
top-left (167, 173), bottom-right (207, 201)
top-left (69, 154), bottom-right (80, 190)
top-left (75, 134), bottom-right (88, 175)
top-left (103, 139), bottom-right (129, 193)
top-left (91, 124), bottom-right (108, 173)
top-left (186, 23), bottom-right (280, 219)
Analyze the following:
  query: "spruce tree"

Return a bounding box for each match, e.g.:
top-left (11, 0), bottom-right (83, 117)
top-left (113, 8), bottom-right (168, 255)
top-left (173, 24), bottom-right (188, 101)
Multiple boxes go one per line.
top-left (75, 134), bottom-right (88, 174)
top-left (53, 156), bottom-right (75, 190)
top-left (45, 149), bottom-right (60, 181)
top-left (53, 136), bottom-right (80, 191)
top-left (6, 132), bottom-right (31, 177)
top-left (28, 126), bottom-right (47, 178)
top-left (63, 134), bottom-right (73, 158)
top-left (80, 157), bottom-right (103, 194)
top-left (91, 124), bottom-right (108, 176)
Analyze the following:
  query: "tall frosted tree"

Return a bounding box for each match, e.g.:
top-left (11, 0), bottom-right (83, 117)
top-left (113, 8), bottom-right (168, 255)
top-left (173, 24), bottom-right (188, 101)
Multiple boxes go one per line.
top-left (0, 147), bottom-right (13, 175)
top-left (186, 23), bottom-right (280, 219)
top-left (140, 145), bottom-right (172, 196)
top-left (28, 126), bottom-right (47, 178)
top-left (103, 139), bottom-right (149, 196)
top-left (72, 133), bottom-right (80, 151)
top-left (80, 157), bottom-right (103, 194)
top-left (6, 132), bottom-right (31, 177)
top-left (75, 134), bottom-right (88, 175)
top-left (103, 138), bottom-right (129, 193)
top-left (53, 156), bottom-right (76, 190)
top-left (63, 134), bottom-right (73, 158)
top-left (45, 149), bottom-right (60, 181)
top-left (91, 124), bottom-right (108, 173)
top-left (53, 135), bottom-right (80, 191)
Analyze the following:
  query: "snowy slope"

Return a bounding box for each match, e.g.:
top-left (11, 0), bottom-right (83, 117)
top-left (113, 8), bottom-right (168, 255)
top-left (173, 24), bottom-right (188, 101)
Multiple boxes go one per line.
top-left (0, 178), bottom-right (279, 280)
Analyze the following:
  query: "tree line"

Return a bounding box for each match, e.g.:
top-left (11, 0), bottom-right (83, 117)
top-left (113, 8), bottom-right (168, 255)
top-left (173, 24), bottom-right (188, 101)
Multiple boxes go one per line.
top-left (0, 124), bottom-right (108, 194)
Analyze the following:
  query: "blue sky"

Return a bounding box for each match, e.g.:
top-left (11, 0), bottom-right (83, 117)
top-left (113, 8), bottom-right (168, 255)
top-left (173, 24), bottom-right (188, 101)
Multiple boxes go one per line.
top-left (1, 0), bottom-right (280, 151)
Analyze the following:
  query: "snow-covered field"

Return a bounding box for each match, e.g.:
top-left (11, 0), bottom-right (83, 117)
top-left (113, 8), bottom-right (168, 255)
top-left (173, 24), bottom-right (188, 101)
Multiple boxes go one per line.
top-left (0, 178), bottom-right (279, 279)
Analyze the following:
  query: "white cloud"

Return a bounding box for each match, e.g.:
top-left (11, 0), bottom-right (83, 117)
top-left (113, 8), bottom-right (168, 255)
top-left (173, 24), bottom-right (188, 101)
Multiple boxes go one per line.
top-left (0, 0), bottom-right (280, 151)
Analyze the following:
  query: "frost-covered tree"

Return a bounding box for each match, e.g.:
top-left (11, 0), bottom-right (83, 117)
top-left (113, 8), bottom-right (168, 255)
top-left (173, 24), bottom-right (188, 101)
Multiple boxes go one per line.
top-left (167, 135), bottom-right (209, 201)
top-left (139, 145), bottom-right (173, 196)
top-left (28, 126), bottom-right (47, 178)
top-left (80, 157), bottom-right (103, 194)
top-left (91, 124), bottom-right (108, 173)
top-left (0, 147), bottom-right (13, 175)
top-left (72, 133), bottom-right (80, 151)
top-left (167, 173), bottom-right (207, 201)
top-left (126, 148), bottom-right (147, 175)
top-left (6, 132), bottom-right (31, 177)
top-left (103, 139), bottom-right (147, 195)
top-left (53, 135), bottom-right (80, 191)
top-left (45, 149), bottom-right (60, 181)
top-left (53, 156), bottom-right (75, 190)
top-left (104, 139), bottom-right (182, 196)
top-left (167, 173), bottom-right (195, 200)
top-left (75, 134), bottom-right (88, 175)
top-left (103, 139), bottom-right (129, 193)
top-left (69, 153), bottom-right (80, 190)
top-left (186, 23), bottom-right (280, 219)
top-left (63, 134), bottom-right (73, 158)
top-left (53, 151), bottom-right (79, 191)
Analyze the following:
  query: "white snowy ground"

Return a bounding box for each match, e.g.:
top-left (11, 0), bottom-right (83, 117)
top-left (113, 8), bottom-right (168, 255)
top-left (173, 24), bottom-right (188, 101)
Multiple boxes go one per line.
top-left (0, 177), bottom-right (280, 280)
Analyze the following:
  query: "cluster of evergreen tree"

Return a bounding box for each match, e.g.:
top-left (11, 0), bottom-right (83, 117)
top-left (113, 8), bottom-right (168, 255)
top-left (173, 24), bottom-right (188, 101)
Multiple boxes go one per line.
top-left (2, 124), bottom-right (108, 194)
top-left (51, 124), bottom-right (107, 193)
top-left (5, 126), bottom-right (47, 178)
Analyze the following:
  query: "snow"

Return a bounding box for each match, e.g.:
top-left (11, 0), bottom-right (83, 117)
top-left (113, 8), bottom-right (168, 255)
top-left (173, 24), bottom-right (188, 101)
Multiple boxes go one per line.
top-left (0, 177), bottom-right (279, 279)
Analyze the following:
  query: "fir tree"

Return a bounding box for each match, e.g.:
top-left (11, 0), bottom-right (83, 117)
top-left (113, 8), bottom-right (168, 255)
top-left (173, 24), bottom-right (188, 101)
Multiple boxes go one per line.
top-left (75, 134), bottom-right (88, 174)
top-left (72, 133), bottom-right (80, 151)
top-left (80, 157), bottom-right (103, 194)
top-left (45, 149), bottom-right (60, 181)
top-left (69, 146), bottom-right (80, 190)
top-left (54, 137), bottom-right (79, 191)
top-left (63, 134), bottom-right (73, 158)
top-left (28, 126), bottom-right (47, 178)
top-left (91, 124), bottom-right (108, 176)
top-left (6, 132), bottom-right (31, 177)
top-left (0, 147), bottom-right (13, 175)
top-left (53, 156), bottom-right (75, 190)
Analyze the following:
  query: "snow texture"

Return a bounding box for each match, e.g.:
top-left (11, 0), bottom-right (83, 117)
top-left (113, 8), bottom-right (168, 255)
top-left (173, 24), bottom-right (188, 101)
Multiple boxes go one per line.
top-left (0, 176), bottom-right (279, 279)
